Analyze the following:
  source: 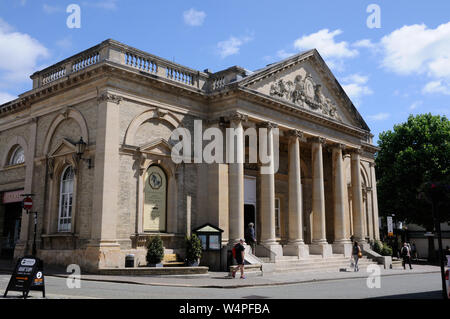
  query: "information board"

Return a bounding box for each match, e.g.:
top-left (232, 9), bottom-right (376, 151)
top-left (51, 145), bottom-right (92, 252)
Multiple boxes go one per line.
top-left (3, 256), bottom-right (45, 298)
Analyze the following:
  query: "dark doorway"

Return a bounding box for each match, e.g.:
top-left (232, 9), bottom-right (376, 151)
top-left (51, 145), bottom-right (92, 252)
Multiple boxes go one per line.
top-left (244, 204), bottom-right (256, 242)
top-left (0, 202), bottom-right (22, 259)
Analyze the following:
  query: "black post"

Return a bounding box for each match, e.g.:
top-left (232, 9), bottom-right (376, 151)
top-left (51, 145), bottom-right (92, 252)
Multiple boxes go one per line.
top-left (431, 199), bottom-right (448, 300)
top-left (32, 212), bottom-right (37, 257)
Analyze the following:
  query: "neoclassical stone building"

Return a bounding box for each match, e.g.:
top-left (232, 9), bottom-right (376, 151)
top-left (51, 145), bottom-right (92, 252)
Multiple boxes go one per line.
top-left (0, 39), bottom-right (379, 271)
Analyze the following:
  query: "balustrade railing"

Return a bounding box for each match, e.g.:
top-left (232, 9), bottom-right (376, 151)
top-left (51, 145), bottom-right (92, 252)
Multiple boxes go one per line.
top-left (30, 39), bottom-right (211, 90)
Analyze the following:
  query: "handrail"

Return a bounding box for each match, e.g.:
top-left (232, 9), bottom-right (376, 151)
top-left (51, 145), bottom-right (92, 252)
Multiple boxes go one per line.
top-left (254, 244), bottom-right (277, 263)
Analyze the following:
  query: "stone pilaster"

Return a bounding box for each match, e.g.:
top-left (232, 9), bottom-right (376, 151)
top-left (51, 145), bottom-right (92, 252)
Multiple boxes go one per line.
top-left (86, 92), bottom-right (121, 269)
top-left (331, 143), bottom-right (352, 257)
top-left (284, 130), bottom-right (308, 257)
top-left (308, 136), bottom-right (332, 257)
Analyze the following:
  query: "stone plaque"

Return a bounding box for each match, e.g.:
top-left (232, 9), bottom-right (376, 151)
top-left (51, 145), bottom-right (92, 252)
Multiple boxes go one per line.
top-left (143, 165), bottom-right (167, 232)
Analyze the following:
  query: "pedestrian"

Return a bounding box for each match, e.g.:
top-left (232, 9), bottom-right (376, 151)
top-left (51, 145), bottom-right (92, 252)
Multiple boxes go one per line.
top-left (231, 239), bottom-right (246, 279)
top-left (352, 241), bottom-right (361, 272)
top-left (245, 223), bottom-right (256, 254)
top-left (401, 242), bottom-right (413, 270)
top-left (444, 246), bottom-right (450, 258)
top-left (411, 242), bottom-right (417, 260)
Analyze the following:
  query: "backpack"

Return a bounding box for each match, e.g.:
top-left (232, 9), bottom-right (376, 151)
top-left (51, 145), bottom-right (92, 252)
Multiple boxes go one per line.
top-left (401, 246), bottom-right (408, 257)
top-left (232, 246), bottom-right (236, 258)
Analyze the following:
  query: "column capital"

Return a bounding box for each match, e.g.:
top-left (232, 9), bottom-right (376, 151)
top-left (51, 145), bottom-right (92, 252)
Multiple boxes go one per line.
top-left (286, 129), bottom-right (304, 140)
top-left (307, 136), bottom-right (326, 145)
top-left (97, 92), bottom-right (122, 104)
top-left (347, 147), bottom-right (363, 156)
top-left (369, 161), bottom-right (376, 168)
top-left (258, 121), bottom-right (278, 129)
top-left (329, 143), bottom-right (346, 151)
top-left (226, 111), bottom-right (248, 124)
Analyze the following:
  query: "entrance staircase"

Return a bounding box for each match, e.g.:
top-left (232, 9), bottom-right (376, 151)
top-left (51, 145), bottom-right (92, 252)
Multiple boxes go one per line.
top-left (258, 254), bottom-right (379, 273)
top-left (245, 246), bottom-right (380, 274)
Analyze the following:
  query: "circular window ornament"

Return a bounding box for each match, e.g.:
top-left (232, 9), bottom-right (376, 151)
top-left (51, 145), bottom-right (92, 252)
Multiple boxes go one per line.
top-left (149, 172), bottom-right (162, 189)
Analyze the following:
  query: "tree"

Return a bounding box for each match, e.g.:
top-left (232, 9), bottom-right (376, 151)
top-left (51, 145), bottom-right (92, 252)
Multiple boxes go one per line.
top-left (375, 114), bottom-right (450, 259)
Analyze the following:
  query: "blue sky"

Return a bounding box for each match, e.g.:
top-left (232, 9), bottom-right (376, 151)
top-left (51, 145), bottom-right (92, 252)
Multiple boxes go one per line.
top-left (1, 0), bottom-right (449, 143)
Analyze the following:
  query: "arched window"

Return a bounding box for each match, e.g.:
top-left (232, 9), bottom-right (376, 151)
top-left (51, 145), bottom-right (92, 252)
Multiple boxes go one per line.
top-left (8, 145), bottom-right (25, 166)
top-left (58, 166), bottom-right (74, 232)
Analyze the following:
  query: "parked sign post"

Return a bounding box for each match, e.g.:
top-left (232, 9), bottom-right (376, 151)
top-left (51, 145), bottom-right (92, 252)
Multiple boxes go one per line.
top-left (387, 216), bottom-right (394, 237)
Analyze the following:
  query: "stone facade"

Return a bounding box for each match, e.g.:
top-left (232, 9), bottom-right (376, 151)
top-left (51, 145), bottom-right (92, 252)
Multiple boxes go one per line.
top-left (0, 39), bottom-right (380, 271)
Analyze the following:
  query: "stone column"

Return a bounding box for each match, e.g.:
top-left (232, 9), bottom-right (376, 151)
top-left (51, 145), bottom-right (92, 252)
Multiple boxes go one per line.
top-left (308, 136), bottom-right (332, 257)
top-left (350, 148), bottom-right (366, 243)
top-left (259, 122), bottom-right (283, 257)
top-left (331, 144), bottom-right (352, 257)
top-left (227, 113), bottom-right (246, 245)
top-left (284, 130), bottom-right (308, 257)
top-left (370, 162), bottom-right (380, 240)
top-left (366, 187), bottom-right (374, 240)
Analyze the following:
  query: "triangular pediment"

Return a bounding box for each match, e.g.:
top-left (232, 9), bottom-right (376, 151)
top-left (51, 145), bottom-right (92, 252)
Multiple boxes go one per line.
top-left (49, 138), bottom-right (76, 158)
top-left (139, 138), bottom-right (172, 156)
top-left (238, 50), bottom-right (369, 131)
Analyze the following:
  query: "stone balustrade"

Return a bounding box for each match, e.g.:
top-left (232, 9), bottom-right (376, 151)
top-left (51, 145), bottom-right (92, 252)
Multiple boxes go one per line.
top-left (30, 39), bottom-right (210, 90)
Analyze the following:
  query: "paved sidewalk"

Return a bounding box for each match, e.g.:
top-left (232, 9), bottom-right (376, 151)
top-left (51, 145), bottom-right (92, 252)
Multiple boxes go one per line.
top-left (0, 259), bottom-right (440, 289)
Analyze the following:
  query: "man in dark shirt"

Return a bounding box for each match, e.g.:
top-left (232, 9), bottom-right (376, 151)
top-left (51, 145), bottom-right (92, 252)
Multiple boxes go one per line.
top-left (231, 239), bottom-right (246, 279)
top-left (245, 223), bottom-right (256, 254)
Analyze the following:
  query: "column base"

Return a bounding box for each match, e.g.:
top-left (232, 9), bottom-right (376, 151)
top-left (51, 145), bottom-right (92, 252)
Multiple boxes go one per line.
top-left (85, 240), bottom-right (121, 270)
top-left (283, 242), bottom-right (309, 258)
top-left (332, 241), bottom-right (353, 258)
top-left (309, 241), bottom-right (333, 258)
top-left (260, 241), bottom-right (283, 260)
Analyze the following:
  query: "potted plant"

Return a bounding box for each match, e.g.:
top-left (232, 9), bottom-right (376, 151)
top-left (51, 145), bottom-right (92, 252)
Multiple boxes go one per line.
top-left (185, 234), bottom-right (202, 266)
top-left (146, 235), bottom-right (164, 267)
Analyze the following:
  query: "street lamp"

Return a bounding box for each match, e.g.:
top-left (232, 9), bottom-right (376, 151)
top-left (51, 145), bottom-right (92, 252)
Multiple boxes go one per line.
top-left (75, 137), bottom-right (92, 169)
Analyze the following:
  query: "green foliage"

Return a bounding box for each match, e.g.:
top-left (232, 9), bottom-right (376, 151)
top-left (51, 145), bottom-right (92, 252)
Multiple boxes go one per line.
top-left (380, 243), bottom-right (393, 257)
top-left (146, 235), bottom-right (164, 265)
top-left (373, 240), bottom-right (383, 254)
top-left (376, 113), bottom-right (450, 229)
top-left (185, 234), bottom-right (202, 263)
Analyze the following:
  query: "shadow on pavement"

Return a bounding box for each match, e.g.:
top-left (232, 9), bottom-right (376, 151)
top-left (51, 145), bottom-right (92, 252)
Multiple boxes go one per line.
top-left (371, 290), bottom-right (443, 299)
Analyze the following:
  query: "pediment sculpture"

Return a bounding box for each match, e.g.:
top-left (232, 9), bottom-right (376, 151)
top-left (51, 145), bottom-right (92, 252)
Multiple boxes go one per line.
top-left (269, 73), bottom-right (341, 121)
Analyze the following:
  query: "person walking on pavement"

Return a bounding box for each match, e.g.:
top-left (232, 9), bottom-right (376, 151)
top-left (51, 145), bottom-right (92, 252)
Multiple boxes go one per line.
top-left (245, 223), bottom-right (256, 254)
top-left (401, 242), bottom-right (413, 270)
top-left (352, 241), bottom-right (361, 272)
top-left (231, 239), bottom-right (246, 279)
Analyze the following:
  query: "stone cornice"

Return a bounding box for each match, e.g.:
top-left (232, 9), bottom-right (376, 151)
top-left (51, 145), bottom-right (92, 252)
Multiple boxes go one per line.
top-left (97, 92), bottom-right (123, 104)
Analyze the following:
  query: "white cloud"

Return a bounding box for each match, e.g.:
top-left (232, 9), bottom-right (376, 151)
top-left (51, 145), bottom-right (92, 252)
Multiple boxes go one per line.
top-left (340, 73), bottom-right (373, 106)
top-left (352, 38), bottom-right (376, 49)
top-left (43, 4), bottom-right (62, 14)
top-left (422, 80), bottom-right (450, 95)
top-left (380, 22), bottom-right (450, 80)
top-left (0, 18), bottom-right (49, 83)
top-left (293, 29), bottom-right (358, 70)
top-left (217, 35), bottom-right (252, 59)
top-left (183, 8), bottom-right (206, 26)
top-left (0, 92), bottom-right (16, 104)
top-left (82, 0), bottom-right (118, 10)
top-left (276, 50), bottom-right (295, 60)
top-left (409, 100), bottom-right (423, 110)
top-left (367, 113), bottom-right (390, 121)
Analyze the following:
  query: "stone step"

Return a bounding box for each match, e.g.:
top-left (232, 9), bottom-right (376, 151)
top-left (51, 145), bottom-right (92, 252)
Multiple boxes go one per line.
top-left (163, 253), bottom-right (178, 262)
top-left (163, 261), bottom-right (186, 267)
top-left (275, 262), bottom-right (379, 272)
top-left (275, 260), bottom-right (376, 269)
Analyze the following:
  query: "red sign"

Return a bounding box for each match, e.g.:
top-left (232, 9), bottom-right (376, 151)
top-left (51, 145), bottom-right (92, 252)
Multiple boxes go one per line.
top-left (2, 189), bottom-right (24, 204)
top-left (23, 197), bottom-right (33, 210)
